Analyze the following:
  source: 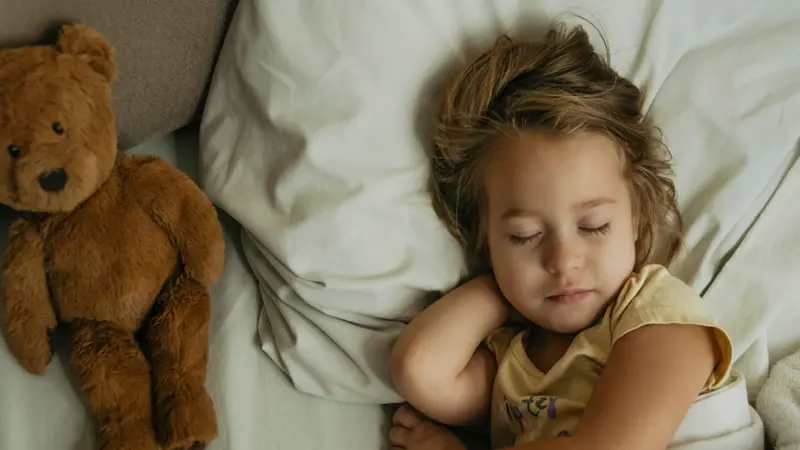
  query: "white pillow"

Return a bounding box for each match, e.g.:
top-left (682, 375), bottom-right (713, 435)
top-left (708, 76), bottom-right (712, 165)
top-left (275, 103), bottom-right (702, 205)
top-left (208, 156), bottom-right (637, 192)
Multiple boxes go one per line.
top-left (200, 0), bottom-right (800, 402)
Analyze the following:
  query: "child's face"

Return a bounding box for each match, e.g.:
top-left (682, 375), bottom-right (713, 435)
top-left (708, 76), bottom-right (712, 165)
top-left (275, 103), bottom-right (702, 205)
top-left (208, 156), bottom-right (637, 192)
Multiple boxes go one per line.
top-left (484, 130), bottom-right (637, 334)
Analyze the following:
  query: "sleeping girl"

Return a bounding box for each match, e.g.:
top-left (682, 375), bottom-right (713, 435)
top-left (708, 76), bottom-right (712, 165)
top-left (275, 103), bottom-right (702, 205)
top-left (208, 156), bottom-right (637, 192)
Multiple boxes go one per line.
top-left (388, 22), bottom-right (743, 450)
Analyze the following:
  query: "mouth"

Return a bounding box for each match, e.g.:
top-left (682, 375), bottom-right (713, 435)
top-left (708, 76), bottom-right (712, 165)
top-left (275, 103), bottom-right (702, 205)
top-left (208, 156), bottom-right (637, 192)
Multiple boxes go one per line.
top-left (546, 289), bottom-right (594, 304)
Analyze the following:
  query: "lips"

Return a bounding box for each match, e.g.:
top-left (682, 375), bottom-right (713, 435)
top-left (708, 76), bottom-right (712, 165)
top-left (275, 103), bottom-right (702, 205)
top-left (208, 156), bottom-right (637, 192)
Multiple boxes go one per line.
top-left (546, 289), bottom-right (593, 304)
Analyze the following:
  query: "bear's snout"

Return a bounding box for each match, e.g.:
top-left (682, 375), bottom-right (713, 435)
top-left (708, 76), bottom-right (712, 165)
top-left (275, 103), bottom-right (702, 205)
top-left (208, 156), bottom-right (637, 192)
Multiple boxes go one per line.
top-left (38, 168), bottom-right (68, 192)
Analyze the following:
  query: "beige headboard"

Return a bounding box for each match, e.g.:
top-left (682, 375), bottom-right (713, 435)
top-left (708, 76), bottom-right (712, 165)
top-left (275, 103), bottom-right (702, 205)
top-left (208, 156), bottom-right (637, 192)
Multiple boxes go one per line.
top-left (0, 0), bottom-right (238, 149)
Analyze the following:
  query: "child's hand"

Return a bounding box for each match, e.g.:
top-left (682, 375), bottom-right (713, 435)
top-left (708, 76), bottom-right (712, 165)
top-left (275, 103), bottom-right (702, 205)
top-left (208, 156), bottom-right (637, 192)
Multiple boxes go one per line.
top-left (389, 406), bottom-right (466, 450)
top-left (391, 275), bottom-right (508, 425)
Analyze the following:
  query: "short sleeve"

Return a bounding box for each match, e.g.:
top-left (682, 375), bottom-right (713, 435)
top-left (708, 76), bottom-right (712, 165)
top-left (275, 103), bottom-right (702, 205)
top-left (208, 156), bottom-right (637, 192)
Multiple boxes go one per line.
top-left (485, 327), bottom-right (518, 362)
top-left (609, 265), bottom-right (733, 391)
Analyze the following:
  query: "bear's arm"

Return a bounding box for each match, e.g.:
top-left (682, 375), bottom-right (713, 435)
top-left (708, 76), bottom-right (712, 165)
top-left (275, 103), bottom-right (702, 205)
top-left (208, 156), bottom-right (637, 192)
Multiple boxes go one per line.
top-left (1, 218), bottom-right (57, 375)
top-left (129, 156), bottom-right (224, 287)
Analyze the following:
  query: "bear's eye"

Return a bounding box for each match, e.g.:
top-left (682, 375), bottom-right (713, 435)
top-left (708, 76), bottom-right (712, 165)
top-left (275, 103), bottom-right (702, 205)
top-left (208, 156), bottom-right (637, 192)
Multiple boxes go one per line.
top-left (52, 122), bottom-right (65, 135)
top-left (7, 144), bottom-right (20, 159)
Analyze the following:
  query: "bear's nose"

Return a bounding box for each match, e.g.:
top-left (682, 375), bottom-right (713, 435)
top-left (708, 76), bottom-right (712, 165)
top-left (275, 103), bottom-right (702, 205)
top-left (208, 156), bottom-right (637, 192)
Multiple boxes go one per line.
top-left (38, 169), bottom-right (68, 192)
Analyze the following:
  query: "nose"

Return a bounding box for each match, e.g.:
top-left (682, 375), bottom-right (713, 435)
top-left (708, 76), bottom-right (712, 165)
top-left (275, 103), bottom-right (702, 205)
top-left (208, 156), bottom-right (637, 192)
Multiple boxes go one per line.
top-left (38, 168), bottom-right (68, 192)
top-left (543, 235), bottom-right (583, 275)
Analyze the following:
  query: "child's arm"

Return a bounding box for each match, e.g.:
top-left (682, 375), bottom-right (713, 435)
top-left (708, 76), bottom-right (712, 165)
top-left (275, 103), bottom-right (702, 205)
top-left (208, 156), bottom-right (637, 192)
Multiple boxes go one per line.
top-left (391, 275), bottom-right (510, 426)
top-left (507, 323), bottom-right (718, 450)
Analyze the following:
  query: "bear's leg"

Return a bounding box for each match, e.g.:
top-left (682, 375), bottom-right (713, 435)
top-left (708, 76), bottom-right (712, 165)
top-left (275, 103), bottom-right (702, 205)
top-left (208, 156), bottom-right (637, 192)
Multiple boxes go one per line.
top-left (146, 273), bottom-right (217, 450)
top-left (69, 319), bottom-right (158, 450)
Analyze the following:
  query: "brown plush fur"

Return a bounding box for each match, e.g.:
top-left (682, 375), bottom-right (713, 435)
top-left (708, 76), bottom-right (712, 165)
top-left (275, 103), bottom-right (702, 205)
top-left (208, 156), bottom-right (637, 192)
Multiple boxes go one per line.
top-left (0, 25), bottom-right (224, 450)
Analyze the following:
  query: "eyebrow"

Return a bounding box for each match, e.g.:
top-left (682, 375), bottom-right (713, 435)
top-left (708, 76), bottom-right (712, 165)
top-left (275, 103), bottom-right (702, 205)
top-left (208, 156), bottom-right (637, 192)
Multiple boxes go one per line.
top-left (500, 197), bottom-right (617, 220)
top-left (575, 197), bottom-right (617, 211)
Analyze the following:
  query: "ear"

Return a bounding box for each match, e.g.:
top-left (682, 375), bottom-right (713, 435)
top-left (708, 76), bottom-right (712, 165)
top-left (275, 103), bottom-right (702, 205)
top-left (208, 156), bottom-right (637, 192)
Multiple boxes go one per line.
top-left (56, 24), bottom-right (117, 83)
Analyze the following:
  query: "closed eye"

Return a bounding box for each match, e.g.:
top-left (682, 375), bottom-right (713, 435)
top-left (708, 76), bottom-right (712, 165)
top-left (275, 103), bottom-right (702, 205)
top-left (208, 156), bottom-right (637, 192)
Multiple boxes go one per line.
top-left (580, 223), bottom-right (610, 236)
top-left (509, 233), bottom-right (542, 246)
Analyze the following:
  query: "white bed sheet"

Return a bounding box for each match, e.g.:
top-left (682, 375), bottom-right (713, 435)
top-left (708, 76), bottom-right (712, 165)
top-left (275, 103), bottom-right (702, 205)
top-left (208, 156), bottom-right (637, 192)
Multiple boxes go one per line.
top-left (0, 128), bottom-right (390, 450)
top-left (200, 0), bottom-right (800, 404)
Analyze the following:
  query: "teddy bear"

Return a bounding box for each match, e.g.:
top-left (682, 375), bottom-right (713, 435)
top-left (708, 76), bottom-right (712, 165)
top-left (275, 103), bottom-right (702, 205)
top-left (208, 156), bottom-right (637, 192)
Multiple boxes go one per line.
top-left (0, 24), bottom-right (224, 450)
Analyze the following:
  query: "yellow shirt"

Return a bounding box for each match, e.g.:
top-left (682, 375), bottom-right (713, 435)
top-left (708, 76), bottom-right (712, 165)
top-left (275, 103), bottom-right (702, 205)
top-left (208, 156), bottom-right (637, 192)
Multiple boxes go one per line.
top-left (485, 265), bottom-right (733, 448)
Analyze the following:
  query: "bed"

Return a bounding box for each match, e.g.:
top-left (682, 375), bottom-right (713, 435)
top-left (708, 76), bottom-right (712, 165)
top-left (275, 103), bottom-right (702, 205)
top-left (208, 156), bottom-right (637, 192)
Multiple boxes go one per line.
top-left (3, 1), bottom-right (800, 449)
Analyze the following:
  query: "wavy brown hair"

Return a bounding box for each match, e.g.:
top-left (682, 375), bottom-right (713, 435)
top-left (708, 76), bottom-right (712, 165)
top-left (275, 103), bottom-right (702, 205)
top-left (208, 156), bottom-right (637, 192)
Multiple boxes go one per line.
top-left (430, 23), bottom-right (682, 275)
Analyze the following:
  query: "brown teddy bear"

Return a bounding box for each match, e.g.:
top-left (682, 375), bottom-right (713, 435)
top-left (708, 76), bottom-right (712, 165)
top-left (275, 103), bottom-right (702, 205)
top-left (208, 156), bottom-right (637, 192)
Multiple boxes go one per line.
top-left (0, 24), bottom-right (224, 450)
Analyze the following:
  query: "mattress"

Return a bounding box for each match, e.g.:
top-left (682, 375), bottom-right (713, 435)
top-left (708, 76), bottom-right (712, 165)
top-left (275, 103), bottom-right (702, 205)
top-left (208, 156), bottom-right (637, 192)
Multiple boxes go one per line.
top-left (0, 127), bottom-right (389, 450)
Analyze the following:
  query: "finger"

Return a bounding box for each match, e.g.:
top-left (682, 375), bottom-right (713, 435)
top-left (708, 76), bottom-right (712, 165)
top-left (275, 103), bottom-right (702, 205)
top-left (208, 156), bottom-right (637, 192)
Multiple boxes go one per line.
top-left (393, 405), bottom-right (423, 428)
top-left (389, 425), bottom-right (409, 445)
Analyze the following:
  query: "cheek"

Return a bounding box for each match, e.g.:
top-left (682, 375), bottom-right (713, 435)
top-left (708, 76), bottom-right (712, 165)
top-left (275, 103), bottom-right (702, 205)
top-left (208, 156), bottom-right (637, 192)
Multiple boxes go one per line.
top-left (488, 237), bottom-right (545, 304)
top-left (593, 220), bottom-right (637, 277)
top-left (488, 236), bottom-right (516, 280)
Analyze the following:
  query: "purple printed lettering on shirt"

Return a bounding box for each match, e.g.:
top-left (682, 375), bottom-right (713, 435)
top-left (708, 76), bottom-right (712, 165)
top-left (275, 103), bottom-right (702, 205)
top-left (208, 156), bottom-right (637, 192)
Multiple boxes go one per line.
top-left (547, 397), bottom-right (557, 420)
top-left (505, 395), bottom-right (561, 430)
top-left (518, 396), bottom-right (560, 419)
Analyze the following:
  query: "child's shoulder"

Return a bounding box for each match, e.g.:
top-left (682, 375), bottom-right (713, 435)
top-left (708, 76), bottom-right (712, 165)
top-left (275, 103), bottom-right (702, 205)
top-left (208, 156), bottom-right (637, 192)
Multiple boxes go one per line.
top-left (605, 264), bottom-right (716, 341)
top-left (611, 264), bottom-right (701, 314)
top-left (605, 264), bottom-right (734, 391)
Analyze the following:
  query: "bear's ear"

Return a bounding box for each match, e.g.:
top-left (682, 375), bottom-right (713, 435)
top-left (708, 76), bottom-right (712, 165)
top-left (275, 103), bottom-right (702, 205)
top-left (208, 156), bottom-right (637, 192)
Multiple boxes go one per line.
top-left (56, 24), bottom-right (117, 83)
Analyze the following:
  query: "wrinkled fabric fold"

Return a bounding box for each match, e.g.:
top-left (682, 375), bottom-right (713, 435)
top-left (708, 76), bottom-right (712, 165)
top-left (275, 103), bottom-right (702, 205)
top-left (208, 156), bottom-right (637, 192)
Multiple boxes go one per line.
top-left (199, 0), bottom-right (800, 403)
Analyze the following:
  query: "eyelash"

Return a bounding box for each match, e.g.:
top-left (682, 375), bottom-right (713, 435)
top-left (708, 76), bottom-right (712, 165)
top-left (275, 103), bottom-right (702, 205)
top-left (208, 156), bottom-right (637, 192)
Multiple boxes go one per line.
top-left (508, 224), bottom-right (610, 246)
top-left (582, 223), bottom-right (610, 236)
top-left (509, 233), bottom-right (541, 246)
